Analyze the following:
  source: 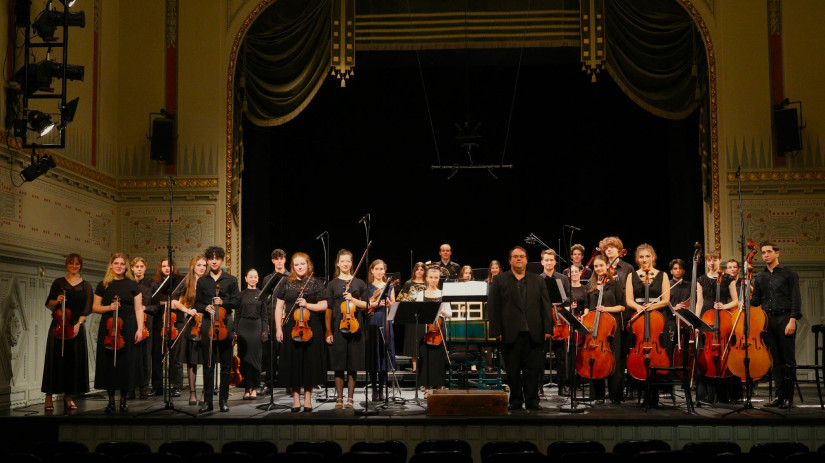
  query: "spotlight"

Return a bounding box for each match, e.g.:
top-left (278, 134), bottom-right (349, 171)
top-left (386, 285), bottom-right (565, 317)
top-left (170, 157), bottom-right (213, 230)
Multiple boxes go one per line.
top-left (20, 153), bottom-right (57, 183)
top-left (14, 60), bottom-right (85, 96)
top-left (59, 0), bottom-right (78, 7)
top-left (33, 8), bottom-right (85, 39)
top-left (59, 97), bottom-right (79, 130)
top-left (27, 110), bottom-right (56, 137)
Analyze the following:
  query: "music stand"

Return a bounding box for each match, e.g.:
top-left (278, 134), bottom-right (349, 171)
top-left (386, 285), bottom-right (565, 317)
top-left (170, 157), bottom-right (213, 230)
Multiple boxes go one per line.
top-left (669, 307), bottom-right (713, 414)
top-left (555, 308), bottom-right (589, 413)
top-left (543, 277), bottom-right (566, 393)
top-left (389, 301), bottom-right (442, 407)
top-left (442, 282), bottom-right (488, 389)
top-left (256, 272), bottom-right (288, 411)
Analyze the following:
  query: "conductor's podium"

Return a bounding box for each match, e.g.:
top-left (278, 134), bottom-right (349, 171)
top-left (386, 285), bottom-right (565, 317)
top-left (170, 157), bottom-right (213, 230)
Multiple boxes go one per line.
top-left (426, 389), bottom-right (509, 416)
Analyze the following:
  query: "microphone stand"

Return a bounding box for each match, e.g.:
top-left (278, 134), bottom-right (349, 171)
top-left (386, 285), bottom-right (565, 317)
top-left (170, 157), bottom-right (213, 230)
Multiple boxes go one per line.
top-left (256, 272), bottom-right (287, 411)
top-left (355, 214), bottom-right (379, 416)
top-left (315, 231), bottom-right (334, 404)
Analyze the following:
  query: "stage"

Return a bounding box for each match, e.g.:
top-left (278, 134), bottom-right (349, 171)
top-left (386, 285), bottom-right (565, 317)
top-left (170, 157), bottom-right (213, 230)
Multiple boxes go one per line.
top-left (2, 382), bottom-right (824, 459)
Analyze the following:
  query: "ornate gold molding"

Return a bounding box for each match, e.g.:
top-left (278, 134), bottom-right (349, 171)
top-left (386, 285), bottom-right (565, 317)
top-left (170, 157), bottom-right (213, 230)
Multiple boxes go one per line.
top-left (680, 0), bottom-right (719, 252)
top-left (728, 171), bottom-right (825, 182)
top-left (119, 178), bottom-right (219, 189)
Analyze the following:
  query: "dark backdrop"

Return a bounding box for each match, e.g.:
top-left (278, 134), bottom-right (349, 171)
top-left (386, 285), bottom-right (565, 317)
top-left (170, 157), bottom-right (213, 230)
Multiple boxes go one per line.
top-left (241, 48), bottom-right (703, 281)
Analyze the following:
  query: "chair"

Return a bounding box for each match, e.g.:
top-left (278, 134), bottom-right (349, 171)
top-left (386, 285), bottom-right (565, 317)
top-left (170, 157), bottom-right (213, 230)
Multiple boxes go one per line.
top-left (410, 451), bottom-right (474, 463)
top-left (286, 441), bottom-right (342, 463)
top-left (559, 452), bottom-right (626, 463)
top-left (546, 441), bottom-right (605, 459)
top-left (612, 440), bottom-right (670, 458)
top-left (791, 323), bottom-right (825, 409)
top-left (480, 441), bottom-right (539, 463)
top-left (338, 451), bottom-right (402, 463)
top-left (350, 441), bottom-right (407, 463)
top-left (222, 441), bottom-right (278, 462)
top-left (784, 453), bottom-right (825, 463)
top-left (682, 442), bottom-right (741, 458)
top-left (267, 452), bottom-right (325, 463)
top-left (158, 441), bottom-right (215, 461)
top-left (819, 443), bottom-right (825, 453)
top-left (750, 443), bottom-right (809, 461)
top-left (196, 453), bottom-right (254, 463)
top-left (56, 452), bottom-right (115, 463)
top-left (485, 452), bottom-right (548, 463)
top-left (415, 440), bottom-right (472, 455)
top-left (6, 453), bottom-right (43, 463)
top-left (96, 442), bottom-right (152, 461)
top-left (633, 450), bottom-right (694, 463)
top-left (124, 453), bottom-right (184, 463)
top-left (25, 440), bottom-right (89, 459)
top-left (712, 452), bottom-right (776, 463)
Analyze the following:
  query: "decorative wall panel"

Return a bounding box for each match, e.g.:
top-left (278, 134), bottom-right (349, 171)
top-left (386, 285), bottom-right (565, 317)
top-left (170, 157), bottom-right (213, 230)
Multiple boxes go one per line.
top-left (731, 198), bottom-right (824, 258)
top-left (121, 205), bottom-right (217, 266)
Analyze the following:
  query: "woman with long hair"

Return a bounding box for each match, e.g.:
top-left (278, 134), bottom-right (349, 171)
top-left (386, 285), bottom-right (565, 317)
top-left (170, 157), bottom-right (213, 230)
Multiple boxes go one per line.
top-left (586, 255), bottom-right (625, 404)
top-left (92, 253), bottom-right (145, 413)
top-left (400, 262), bottom-right (427, 372)
top-left (172, 254), bottom-right (207, 405)
top-left (417, 267), bottom-right (452, 396)
top-left (325, 249), bottom-right (368, 408)
top-left (42, 253), bottom-right (93, 412)
top-left (366, 259), bottom-right (396, 402)
top-left (274, 252), bottom-right (328, 412)
top-left (148, 257), bottom-right (183, 396)
top-left (130, 257), bottom-right (156, 399)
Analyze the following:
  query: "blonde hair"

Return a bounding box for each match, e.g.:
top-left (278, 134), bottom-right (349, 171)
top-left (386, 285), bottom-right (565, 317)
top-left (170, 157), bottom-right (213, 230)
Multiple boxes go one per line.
top-left (102, 253), bottom-right (134, 288)
top-left (634, 243), bottom-right (658, 268)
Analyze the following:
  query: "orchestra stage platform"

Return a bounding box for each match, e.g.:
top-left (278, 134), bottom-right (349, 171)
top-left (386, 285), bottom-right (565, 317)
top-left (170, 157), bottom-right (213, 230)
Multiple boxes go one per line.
top-left (2, 385), bottom-right (824, 459)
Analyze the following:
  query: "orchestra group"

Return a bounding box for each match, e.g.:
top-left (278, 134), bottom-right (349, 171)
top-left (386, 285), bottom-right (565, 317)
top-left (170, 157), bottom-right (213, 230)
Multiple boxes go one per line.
top-left (41, 236), bottom-right (802, 413)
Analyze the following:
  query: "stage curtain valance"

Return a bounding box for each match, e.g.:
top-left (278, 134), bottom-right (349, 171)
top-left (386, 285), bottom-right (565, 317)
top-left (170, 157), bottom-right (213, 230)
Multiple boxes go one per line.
top-left (238, 0), bottom-right (331, 127)
top-left (604, 0), bottom-right (706, 120)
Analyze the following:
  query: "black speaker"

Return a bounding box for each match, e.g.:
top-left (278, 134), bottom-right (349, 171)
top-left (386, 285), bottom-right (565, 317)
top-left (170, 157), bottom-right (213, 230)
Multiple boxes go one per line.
top-left (150, 117), bottom-right (175, 162)
top-left (775, 107), bottom-right (801, 154)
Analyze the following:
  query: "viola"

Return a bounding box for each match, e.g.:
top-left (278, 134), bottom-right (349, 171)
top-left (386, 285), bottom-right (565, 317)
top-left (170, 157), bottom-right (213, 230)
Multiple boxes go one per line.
top-left (340, 243), bottom-right (371, 334)
top-left (696, 268), bottom-right (733, 378)
top-left (230, 354), bottom-right (243, 387)
top-left (725, 239), bottom-right (772, 380)
top-left (626, 271), bottom-right (670, 380)
top-left (161, 310), bottom-right (178, 340)
top-left (289, 273), bottom-right (315, 343)
top-left (368, 279), bottom-right (400, 314)
top-left (103, 296), bottom-right (125, 369)
top-left (576, 279), bottom-right (617, 379)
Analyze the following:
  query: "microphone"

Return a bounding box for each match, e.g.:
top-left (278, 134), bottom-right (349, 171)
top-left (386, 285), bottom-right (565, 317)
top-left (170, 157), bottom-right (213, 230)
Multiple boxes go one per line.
top-left (168, 175), bottom-right (176, 187)
top-left (564, 224), bottom-right (581, 231)
top-left (736, 165), bottom-right (742, 179)
top-left (315, 231), bottom-right (328, 240)
top-left (358, 213), bottom-right (370, 224)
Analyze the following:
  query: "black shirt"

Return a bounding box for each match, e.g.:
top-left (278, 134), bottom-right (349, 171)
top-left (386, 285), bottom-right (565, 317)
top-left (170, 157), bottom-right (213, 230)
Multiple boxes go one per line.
top-left (541, 271), bottom-right (571, 305)
top-left (437, 260), bottom-right (461, 277)
top-left (669, 278), bottom-right (692, 306)
top-left (750, 264), bottom-right (802, 320)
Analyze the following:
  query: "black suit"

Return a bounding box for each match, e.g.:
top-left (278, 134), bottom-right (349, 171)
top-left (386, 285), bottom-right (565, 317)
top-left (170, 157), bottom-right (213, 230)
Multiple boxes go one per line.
top-left (489, 270), bottom-right (553, 407)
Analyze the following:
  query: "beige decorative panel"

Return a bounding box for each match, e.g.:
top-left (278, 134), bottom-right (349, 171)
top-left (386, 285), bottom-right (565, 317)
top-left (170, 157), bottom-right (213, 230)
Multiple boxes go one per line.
top-left (731, 198), bottom-right (824, 259)
top-left (121, 205), bottom-right (217, 266)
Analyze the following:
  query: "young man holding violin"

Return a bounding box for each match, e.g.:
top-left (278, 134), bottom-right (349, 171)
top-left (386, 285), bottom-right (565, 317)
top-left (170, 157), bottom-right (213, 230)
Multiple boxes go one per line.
top-left (750, 241), bottom-right (802, 409)
top-left (540, 249), bottom-right (571, 396)
top-left (194, 246), bottom-right (240, 413)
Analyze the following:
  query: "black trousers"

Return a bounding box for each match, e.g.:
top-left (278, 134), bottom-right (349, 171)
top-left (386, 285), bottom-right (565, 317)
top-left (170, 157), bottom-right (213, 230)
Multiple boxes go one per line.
top-left (504, 332), bottom-right (543, 406)
top-left (764, 313), bottom-right (796, 401)
top-left (201, 337), bottom-right (233, 402)
top-left (151, 316), bottom-right (183, 390)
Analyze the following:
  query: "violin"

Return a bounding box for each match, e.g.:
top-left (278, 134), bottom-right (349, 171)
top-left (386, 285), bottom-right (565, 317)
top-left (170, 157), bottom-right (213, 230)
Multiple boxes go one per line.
top-left (190, 311), bottom-right (202, 341)
top-left (230, 353), bottom-right (243, 387)
top-left (424, 302), bottom-right (444, 346)
top-left (210, 284), bottom-right (229, 341)
top-left (575, 276), bottom-right (618, 379)
top-left (340, 243), bottom-right (371, 334)
top-left (289, 273), bottom-right (315, 342)
top-left (104, 295), bottom-right (125, 367)
top-left (626, 270), bottom-right (670, 380)
top-left (161, 310), bottom-right (178, 340)
top-left (142, 312), bottom-right (150, 339)
top-left (697, 268), bottom-right (733, 378)
top-left (368, 279), bottom-right (400, 315)
top-left (53, 289), bottom-right (77, 346)
top-left (725, 239), bottom-right (772, 380)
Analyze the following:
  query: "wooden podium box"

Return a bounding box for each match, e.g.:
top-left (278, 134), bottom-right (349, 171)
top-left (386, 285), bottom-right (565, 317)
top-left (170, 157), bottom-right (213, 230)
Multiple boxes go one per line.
top-left (426, 389), bottom-right (509, 416)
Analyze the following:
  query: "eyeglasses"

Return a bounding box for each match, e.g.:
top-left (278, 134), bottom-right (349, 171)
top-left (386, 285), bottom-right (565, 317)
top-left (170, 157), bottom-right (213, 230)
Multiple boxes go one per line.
top-left (511, 254), bottom-right (527, 259)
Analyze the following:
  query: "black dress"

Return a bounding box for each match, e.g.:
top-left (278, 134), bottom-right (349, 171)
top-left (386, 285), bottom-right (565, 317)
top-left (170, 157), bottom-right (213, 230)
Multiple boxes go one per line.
top-left (695, 272), bottom-right (741, 403)
top-left (417, 295), bottom-right (448, 388)
top-left (401, 280), bottom-right (426, 357)
top-left (237, 288), bottom-right (265, 388)
top-left (42, 278), bottom-right (93, 395)
top-left (177, 295), bottom-right (204, 366)
top-left (628, 270), bottom-right (673, 406)
top-left (135, 277), bottom-right (157, 389)
top-left (94, 278), bottom-right (144, 391)
top-left (697, 273), bottom-right (736, 315)
top-left (326, 278), bottom-right (368, 371)
top-left (276, 277), bottom-right (328, 388)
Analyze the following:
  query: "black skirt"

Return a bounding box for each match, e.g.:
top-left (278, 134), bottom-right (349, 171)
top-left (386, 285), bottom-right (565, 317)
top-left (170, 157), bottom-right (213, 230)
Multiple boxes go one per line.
top-left (237, 317), bottom-right (262, 386)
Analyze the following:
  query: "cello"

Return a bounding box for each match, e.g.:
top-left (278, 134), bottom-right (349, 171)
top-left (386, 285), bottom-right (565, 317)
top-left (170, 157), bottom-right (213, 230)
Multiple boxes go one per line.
top-left (340, 242), bottom-right (371, 334)
top-left (575, 275), bottom-right (617, 379)
top-left (696, 268), bottom-right (733, 378)
top-left (725, 240), bottom-right (772, 381)
top-left (626, 270), bottom-right (670, 380)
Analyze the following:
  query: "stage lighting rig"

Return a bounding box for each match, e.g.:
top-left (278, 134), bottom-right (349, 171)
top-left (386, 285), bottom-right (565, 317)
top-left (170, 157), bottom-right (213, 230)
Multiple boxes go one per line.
top-left (19, 150), bottom-right (57, 183)
top-left (33, 3), bottom-right (85, 39)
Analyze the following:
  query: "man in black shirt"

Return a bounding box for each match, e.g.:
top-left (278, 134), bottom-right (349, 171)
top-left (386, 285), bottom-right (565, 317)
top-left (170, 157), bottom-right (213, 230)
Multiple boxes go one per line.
top-left (436, 243), bottom-right (461, 277)
top-left (260, 249), bottom-right (288, 394)
top-left (540, 249), bottom-right (571, 396)
top-left (195, 246), bottom-right (240, 412)
top-left (750, 241), bottom-right (802, 409)
top-left (669, 259), bottom-right (692, 308)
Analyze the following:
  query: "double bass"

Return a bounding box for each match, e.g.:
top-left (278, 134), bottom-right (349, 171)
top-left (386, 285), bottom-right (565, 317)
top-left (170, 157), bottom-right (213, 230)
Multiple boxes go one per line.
top-left (696, 268), bottom-right (733, 378)
top-left (626, 270), bottom-right (670, 380)
top-left (673, 243), bottom-right (701, 378)
top-left (575, 275), bottom-right (617, 379)
top-left (725, 240), bottom-right (772, 380)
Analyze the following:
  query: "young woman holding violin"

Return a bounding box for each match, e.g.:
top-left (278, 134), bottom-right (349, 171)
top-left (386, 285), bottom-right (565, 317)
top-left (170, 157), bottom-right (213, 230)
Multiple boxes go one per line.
top-left (624, 244), bottom-right (671, 408)
top-left (172, 254), bottom-right (207, 406)
top-left (274, 252), bottom-right (328, 412)
top-left (416, 267), bottom-right (453, 396)
top-left (92, 253), bottom-right (145, 413)
top-left (366, 259), bottom-right (397, 402)
top-left (148, 257), bottom-right (183, 397)
top-left (42, 253), bottom-right (93, 412)
top-left (237, 268), bottom-right (266, 400)
top-left (400, 262), bottom-right (427, 373)
top-left (130, 257), bottom-right (157, 400)
top-left (325, 249), bottom-right (369, 409)
top-left (694, 250), bottom-right (740, 404)
top-left (585, 255), bottom-right (625, 404)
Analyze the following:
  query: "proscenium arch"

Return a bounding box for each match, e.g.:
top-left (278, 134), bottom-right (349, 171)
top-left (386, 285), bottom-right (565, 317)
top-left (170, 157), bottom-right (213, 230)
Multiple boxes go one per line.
top-left (223, 0), bottom-right (722, 271)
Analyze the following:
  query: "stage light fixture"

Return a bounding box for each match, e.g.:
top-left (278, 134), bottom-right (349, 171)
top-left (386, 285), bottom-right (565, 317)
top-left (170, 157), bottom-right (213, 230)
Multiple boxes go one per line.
top-left (33, 8), bottom-right (85, 39)
top-left (59, 0), bottom-right (78, 7)
top-left (59, 97), bottom-right (79, 130)
top-left (27, 110), bottom-right (56, 137)
top-left (20, 153), bottom-right (57, 183)
top-left (14, 60), bottom-right (85, 96)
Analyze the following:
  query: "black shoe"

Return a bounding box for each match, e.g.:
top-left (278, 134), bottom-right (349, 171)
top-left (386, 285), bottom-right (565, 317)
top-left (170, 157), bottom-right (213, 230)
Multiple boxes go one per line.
top-left (508, 403), bottom-right (523, 411)
top-left (765, 398), bottom-right (785, 408)
top-left (104, 403), bottom-right (116, 414)
top-left (291, 406), bottom-right (301, 412)
top-left (302, 406), bottom-right (313, 412)
top-left (171, 389), bottom-right (181, 398)
top-left (198, 403), bottom-right (213, 414)
top-left (138, 387), bottom-right (148, 400)
top-left (147, 388), bottom-right (163, 397)
top-left (219, 400), bottom-right (229, 412)
top-left (526, 402), bottom-right (542, 411)
top-left (120, 403), bottom-right (129, 413)
top-left (126, 391), bottom-right (136, 400)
